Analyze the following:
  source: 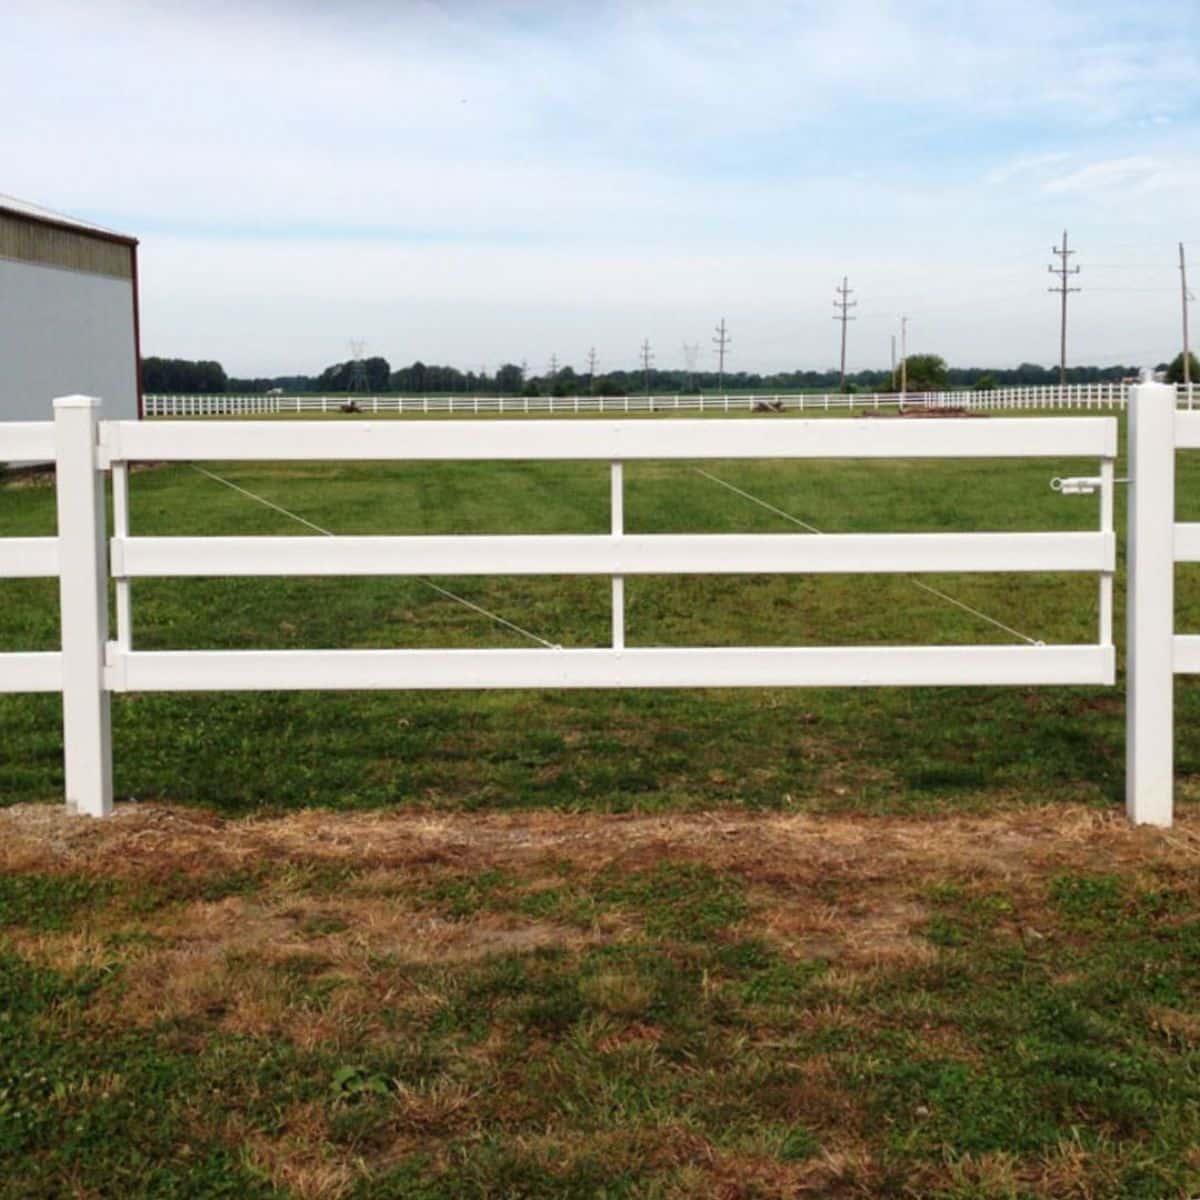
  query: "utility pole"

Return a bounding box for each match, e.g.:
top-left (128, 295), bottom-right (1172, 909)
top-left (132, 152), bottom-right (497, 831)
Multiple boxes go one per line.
top-left (682, 342), bottom-right (700, 391)
top-left (890, 334), bottom-right (896, 389)
top-left (640, 338), bottom-right (654, 395)
top-left (1181, 243), bottom-right (1193, 404)
top-left (899, 317), bottom-right (908, 408)
top-left (1048, 230), bottom-right (1081, 386)
top-left (587, 346), bottom-right (598, 393)
top-left (832, 276), bottom-right (857, 388)
top-left (713, 318), bottom-right (730, 392)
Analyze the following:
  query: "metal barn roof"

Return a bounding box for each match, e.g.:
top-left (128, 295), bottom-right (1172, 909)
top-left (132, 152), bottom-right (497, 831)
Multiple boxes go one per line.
top-left (0, 193), bottom-right (137, 246)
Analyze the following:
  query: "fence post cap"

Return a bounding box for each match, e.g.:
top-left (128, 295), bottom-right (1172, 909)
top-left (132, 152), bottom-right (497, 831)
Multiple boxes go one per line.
top-left (53, 395), bottom-right (102, 411)
top-left (1132, 378), bottom-right (1176, 400)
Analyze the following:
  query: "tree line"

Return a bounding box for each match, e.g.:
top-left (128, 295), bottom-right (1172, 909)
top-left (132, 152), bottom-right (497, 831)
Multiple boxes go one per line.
top-left (141, 354), bottom-right (1195, 396)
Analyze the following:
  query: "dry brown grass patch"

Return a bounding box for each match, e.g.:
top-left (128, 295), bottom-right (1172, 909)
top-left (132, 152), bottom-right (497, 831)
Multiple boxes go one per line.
top-left (4, 800), bottom-right (1195, 887)
top-left (85, 887), bottom-right (596, 1040)
top-left (242, 1102), bottom-right (359, 1200)
top-left (5, 799), bottom-right (1198, 1037)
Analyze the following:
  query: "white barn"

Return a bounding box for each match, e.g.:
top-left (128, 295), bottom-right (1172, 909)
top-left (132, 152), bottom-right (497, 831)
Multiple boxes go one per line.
top-left (1, 194), bottom-right (141, 425)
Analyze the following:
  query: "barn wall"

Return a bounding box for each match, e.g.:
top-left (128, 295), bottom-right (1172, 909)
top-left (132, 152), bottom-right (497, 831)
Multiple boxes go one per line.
top-left (0, 258), bottom-right (139, 423)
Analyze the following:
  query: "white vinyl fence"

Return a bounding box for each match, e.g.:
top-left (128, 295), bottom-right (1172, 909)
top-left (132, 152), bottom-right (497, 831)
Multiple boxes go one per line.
top-left (1126, 381), bottom-right (1200, 825)
top-left (3, 395), bottom-right (1128, 821)
top-left (144, 382), bottom-right (1181, 418)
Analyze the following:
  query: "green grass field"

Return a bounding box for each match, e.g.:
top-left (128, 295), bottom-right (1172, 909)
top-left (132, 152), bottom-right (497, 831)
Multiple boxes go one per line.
top-left (3, 408), bottom-right (1200, 1198)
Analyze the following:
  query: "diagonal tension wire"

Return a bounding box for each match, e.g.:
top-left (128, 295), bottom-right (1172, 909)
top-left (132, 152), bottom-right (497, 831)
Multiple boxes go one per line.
top-left (693, 469), bottom-right (823, 534)
top-left (189, 464), bottom-right (562, 650)
top-left (692, 467), bottom-right (1043, 647)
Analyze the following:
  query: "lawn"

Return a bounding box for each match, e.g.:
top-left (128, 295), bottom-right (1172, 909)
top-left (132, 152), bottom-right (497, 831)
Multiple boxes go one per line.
top-left (2, 407), bottom-right (1200, 1197)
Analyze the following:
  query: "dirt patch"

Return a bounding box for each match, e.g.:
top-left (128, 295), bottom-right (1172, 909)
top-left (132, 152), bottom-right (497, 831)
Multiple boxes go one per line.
top-left (859, 406), bottom-right (988, 419)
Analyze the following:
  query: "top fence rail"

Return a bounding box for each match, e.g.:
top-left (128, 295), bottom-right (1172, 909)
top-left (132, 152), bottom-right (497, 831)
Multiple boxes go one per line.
top-left (141, 383), bottom-right (1199, 419)
top-left (103, 416), bottom-right (1117, 463)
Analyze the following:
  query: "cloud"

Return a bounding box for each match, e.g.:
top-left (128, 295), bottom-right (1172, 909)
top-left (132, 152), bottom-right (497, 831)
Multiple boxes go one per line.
top-left (2, 0), bottom-right (1198, 372)
top-left (1042, 154), bottom-right (1200, 196)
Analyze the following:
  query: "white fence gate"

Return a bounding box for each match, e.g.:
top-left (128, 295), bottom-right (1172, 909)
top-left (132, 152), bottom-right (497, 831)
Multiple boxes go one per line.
top-left (0, 393), bottom-right (1142, 821)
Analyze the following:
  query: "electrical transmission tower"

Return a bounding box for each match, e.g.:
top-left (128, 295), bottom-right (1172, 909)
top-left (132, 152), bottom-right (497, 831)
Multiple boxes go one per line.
top-left (587, 346), bottom-right (598, 392)
top-left (547, 353), bottom-right (559, 380)
top-left (640, 338), bottom-right (654, 395)
top-left (1048, 231), bottom-right (1081, 385)
top-left (348, 339), bottom-right (368, 392)
top-left (712, 319), bottom-right (730, 391)
top-left (832, 276), bottom-right (857, 388)
top-left (682, 342), bottom-right (700, 391)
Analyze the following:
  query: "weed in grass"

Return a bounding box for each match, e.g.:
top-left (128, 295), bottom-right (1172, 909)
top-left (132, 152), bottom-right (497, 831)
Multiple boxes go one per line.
top-left (330, 1064), bottom-right (391, 1102)
top-left (1050, 872), bottom-right (1123, 922)
top-left (776, 1123), bottom-right (821, 1162)
top-left (300, 912), bottom-right (351, 937)
top-left (0, 873), bottom-right (111, 931)
top-left (597, 863), bottom-right (748, 939)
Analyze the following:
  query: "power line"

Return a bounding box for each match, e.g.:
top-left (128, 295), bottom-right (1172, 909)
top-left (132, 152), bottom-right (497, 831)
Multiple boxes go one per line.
top-left (1048, 230), bottom-right (1081, 386)
top-left (832, 276), bottom-right (857, 388)
top-left (712, 318), bottom-right (731, 391)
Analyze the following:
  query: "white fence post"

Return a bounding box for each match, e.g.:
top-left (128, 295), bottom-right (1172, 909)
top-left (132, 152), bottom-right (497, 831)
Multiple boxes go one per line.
top-left (53, 396), bottom-right (113, 818)
top-left (1126, 380), bottom-right (1176, 826)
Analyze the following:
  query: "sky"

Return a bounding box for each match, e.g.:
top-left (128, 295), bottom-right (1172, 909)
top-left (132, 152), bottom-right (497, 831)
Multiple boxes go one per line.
top-left (3, 0), bottom-right (1199, 377)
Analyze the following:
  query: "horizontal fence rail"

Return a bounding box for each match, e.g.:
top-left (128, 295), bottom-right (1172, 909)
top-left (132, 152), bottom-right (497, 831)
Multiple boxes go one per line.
top-left (140, 383), bottom-right (1200, 419)
top-left (0, 393), bottom-right (1130, 822)
top-left (0, 537), bottom-right (60, 577)
top-left (111, 531), bottom-right (1114, 579)
top-left (108, 645), bottom-right (1115, 693)
top-left (0, 421), bottom-right (57, 459)
top-left (104, 416), bottom-right (1117, 463)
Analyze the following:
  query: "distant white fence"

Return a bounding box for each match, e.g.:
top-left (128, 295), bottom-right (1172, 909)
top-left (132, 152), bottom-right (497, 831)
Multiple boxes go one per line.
top-left (143, 383), bottom-right (1182, 418)
top-left (3, 396), bottom-right (1126, 821)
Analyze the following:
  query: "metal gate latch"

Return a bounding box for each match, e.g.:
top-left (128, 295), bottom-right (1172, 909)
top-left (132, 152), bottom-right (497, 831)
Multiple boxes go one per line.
top-left (1050, 476), bottom-right (1102, 495)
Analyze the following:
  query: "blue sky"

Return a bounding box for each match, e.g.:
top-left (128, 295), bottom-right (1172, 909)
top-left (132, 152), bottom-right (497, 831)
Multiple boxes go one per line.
top-left (4, 0), bottom-right (1199, 375)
